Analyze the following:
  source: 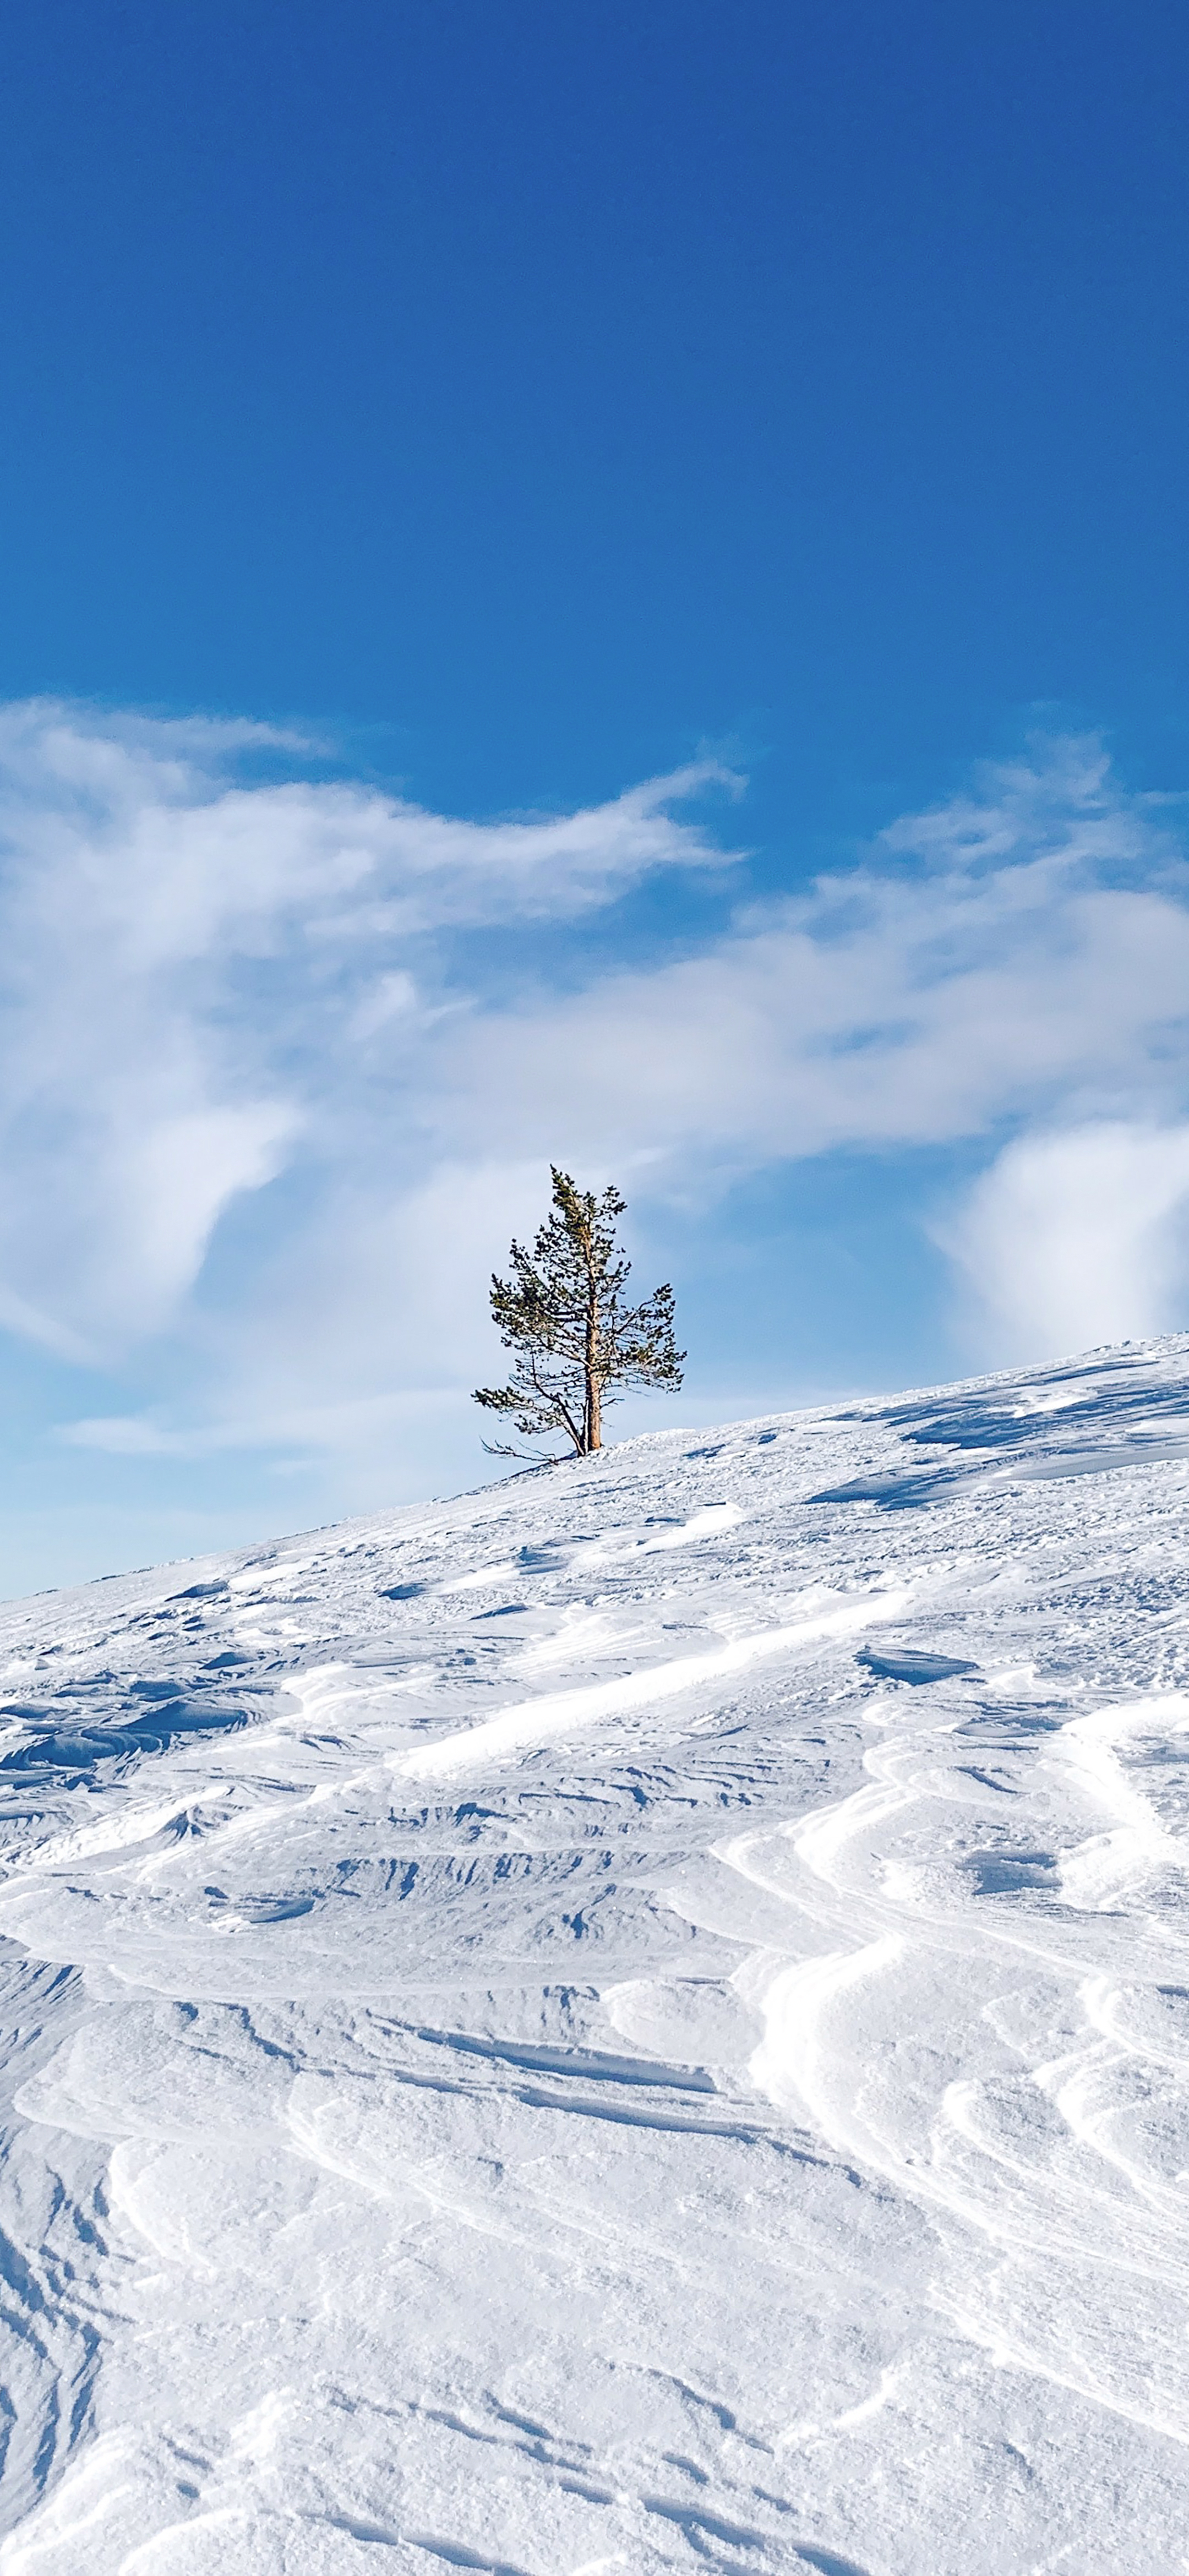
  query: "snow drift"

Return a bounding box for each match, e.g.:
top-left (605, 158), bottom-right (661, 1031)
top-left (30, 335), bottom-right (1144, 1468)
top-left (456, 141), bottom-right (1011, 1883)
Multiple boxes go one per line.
top-left (1, 1342), bottom-right (1188, 2570)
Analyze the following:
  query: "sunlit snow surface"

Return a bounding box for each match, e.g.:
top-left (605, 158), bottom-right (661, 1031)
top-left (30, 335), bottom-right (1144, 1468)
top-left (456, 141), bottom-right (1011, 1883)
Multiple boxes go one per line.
top-left (3, 1344), bottom-right (1189, 2571)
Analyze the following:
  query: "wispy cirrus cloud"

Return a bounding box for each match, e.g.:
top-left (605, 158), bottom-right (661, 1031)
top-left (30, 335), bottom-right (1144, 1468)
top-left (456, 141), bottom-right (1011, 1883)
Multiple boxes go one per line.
top-left (439, 736), bottom-right (1189, 1172)
top-left (4, 703), bottom-right (1189, 1489)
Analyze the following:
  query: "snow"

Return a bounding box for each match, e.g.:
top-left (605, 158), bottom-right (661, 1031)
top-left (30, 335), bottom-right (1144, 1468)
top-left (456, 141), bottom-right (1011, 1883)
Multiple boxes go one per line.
top-left (1, 1342), bottom-right (1188, 2569)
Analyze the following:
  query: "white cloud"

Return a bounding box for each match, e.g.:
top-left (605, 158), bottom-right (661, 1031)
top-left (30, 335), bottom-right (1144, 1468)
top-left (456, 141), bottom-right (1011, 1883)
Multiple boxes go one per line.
top-left (937, 1122), bottom-right (1189, 1361)
top-left (3, 706), bottom-right (1189, 1480)
top-left (105, 1105), bottom-right (297, 1335)
top-left (0, 702), bottom-right (735, 1357)
top-left (438, 735), bottom-right (1189, 1172)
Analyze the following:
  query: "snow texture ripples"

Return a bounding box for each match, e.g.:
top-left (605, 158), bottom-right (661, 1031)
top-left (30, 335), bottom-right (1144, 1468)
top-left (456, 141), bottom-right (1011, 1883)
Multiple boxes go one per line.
top-left (0, 1342), bottom-right (1187, 2566)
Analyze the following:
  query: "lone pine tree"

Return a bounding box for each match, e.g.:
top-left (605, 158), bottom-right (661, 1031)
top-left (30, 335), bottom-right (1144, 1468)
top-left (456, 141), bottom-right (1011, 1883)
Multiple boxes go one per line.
top-left (473, 1167), bottom-right (685, 1460)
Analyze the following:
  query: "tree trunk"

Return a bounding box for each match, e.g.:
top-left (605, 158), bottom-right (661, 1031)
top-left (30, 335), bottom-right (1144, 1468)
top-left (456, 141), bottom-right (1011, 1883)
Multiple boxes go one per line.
top-left (584, 1280), bottom-right (601, 1450)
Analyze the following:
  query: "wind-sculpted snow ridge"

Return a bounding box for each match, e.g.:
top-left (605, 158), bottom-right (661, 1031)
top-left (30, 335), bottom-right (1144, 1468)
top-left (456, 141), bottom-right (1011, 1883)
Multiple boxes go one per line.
top-left (2, 1345), bottom-right (1189, 2569)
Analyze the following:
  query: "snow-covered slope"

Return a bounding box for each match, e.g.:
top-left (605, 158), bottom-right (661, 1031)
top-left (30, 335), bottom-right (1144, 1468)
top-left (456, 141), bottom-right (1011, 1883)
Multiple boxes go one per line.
top-left (2, 1343), bottom-right (1189, 2573)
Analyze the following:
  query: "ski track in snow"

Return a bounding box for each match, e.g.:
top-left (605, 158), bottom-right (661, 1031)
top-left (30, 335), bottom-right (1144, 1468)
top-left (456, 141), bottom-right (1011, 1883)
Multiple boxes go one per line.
top-left (0, 1347), bottom-right (1188, 2567)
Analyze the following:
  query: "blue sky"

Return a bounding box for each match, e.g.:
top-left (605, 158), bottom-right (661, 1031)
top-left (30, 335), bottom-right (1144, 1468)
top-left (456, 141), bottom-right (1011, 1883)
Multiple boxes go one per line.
top-left (3, 2), bottom-right (1189, 1593)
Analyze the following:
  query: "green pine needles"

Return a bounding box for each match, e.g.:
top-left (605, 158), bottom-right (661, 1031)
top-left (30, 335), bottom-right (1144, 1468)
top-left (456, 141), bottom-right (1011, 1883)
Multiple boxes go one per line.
top-left (473, 1167), bottom-right (685, 1461)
